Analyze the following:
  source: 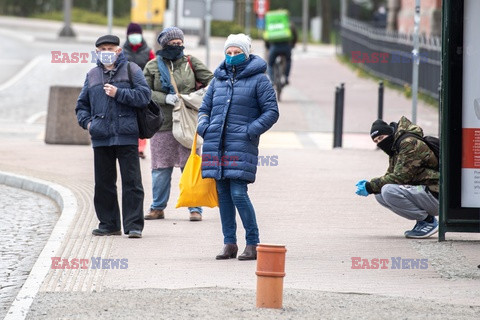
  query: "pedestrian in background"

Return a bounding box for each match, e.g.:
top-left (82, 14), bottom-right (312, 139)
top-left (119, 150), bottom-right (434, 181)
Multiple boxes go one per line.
top-left (355, 116), bottom-right (439, 239)
top-left (143, 27), bottom-right (213, 222)
top-left (198, 34), bottom-right (279, 260)
top-left (75, 35), bottom-right (151, 238)
top-left (122, 22), bottom-right (155, 160)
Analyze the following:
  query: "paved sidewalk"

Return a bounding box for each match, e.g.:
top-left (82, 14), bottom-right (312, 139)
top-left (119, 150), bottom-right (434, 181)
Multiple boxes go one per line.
top-left (0, 17), bottom-right (479, 319)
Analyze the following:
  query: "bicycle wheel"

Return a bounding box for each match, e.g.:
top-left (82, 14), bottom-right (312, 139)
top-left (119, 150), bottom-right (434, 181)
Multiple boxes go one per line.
top-left (273, 59), bottom-right (283, 101)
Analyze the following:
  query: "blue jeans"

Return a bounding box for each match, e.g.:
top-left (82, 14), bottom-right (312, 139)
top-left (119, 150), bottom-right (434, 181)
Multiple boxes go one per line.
top-left (267, 42), bottom-right (292, 81)
top-left (216, 179), bottom-right (259, 246)
top-left (151, 167), bottom-right (202, 214)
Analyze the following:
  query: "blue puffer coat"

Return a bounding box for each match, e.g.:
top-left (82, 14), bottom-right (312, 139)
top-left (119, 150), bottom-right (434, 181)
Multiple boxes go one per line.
top-left (76, 52), bottom-right (151, 147)
top-left (197, 55), bottom-right (279, 183)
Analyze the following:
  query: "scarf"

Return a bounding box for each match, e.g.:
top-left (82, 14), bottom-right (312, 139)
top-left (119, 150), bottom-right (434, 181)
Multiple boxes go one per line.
top-left (156, 55), bottom-right (175, 94)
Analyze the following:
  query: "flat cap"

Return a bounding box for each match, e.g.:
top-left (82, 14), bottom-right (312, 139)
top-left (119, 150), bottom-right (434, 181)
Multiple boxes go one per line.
top-left (95, 35), bottom-right (120, 47)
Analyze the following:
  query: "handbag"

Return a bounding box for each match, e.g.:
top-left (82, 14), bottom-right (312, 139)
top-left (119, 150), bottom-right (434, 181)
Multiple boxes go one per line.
top-left (127, 62), bottom-right (164, 139)
top-left (168, 65), bottom-right (204, 148)
top-left (176, 133), bottom-right (218, 208)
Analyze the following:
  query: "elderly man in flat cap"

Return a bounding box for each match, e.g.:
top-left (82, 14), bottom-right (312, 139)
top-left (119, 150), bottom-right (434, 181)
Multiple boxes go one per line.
top-left (76, 35), bottom-right (151, 238)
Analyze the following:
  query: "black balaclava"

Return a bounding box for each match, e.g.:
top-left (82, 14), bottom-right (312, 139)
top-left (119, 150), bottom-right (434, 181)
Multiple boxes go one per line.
top-left (370, 119), bottom-right (395, 156)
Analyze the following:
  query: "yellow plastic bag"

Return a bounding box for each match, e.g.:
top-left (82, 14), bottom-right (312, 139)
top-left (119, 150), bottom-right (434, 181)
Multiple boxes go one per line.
top-left (176, 133), bottom-right (218, 208)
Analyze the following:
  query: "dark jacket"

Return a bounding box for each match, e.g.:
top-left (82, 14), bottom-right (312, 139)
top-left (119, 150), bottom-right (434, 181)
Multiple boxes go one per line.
top-left (75, 52), bottom-right (151, 148)
top-left (143, 55), bottom-right (213, 131)
top-left (198, 55), bottom-right (279, 183)
top-left (369, 116), bottom-right (439, 194)
top-left (123, 40), bottom-right (153, 70)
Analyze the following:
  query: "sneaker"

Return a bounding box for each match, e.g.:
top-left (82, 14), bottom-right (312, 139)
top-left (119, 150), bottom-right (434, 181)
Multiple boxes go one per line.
top-left (92, 229), bottom-right (122, 236)
top-left (189, 211), bottom-right (202, 221)
top-left (128, 230), bottom-right (142, 238)
top-left (404, 218), bottom-right (438, 239)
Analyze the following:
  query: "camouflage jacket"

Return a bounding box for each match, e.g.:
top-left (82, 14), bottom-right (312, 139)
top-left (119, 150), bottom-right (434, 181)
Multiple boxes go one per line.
top-left (369, 116), bottom-right (439, 194)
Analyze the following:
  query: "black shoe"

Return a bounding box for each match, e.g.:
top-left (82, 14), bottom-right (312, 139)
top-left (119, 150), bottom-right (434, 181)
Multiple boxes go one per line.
top-left (215, 244), bottom-right (238, 260)
top-left (128, 230), bottom-right (142, 238)
top-left (238, 245), bottom-right (257, 260)
top-left (92, 229), bottom-right (121, 236)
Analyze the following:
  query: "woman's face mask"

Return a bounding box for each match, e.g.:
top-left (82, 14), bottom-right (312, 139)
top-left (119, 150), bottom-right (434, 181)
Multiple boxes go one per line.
top-left (225, 46), bottom-right (247, 66)
top-left (225, 53), bottom-right (247, 65)
top-left (161, 45), bottom-right (185, 61)
top-left (128, 34), bottom-right (143, 45)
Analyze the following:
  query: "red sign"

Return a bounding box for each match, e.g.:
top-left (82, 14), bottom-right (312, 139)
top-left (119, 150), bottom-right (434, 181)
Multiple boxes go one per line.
top-left (254, 0), bottom-right (269, 17)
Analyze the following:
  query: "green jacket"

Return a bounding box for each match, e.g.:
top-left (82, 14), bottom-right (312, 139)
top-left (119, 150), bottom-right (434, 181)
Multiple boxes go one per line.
top-left (369, 116), bottom-right (439, 194)
top-left (143, 55), bottom-right (213, 131)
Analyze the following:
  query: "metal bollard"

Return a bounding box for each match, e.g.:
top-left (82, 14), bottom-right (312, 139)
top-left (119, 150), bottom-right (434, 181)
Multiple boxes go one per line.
top-left (333, 83), bottom-right (345, 148)
top-left (378, 81), bottom-right (384, 120)
top-left (256, 244), bottom-right (287, 309)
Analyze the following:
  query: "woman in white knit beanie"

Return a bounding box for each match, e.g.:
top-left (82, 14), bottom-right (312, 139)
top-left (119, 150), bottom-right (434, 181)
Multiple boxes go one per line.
top-left (197, 34), bottom-right (279, 261)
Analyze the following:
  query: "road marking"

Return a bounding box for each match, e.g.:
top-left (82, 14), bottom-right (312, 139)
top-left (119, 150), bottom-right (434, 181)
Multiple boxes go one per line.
top-left (0, 56), bottom-right (44, 91)
top-left (26, 111), bottom-right (47, 124)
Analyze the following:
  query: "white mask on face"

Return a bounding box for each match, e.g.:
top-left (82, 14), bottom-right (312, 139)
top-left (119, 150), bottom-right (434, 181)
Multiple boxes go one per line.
top-left (128, 34), bottom-right (142, 45)
top-left (98, 51), bottom-right (118, 66)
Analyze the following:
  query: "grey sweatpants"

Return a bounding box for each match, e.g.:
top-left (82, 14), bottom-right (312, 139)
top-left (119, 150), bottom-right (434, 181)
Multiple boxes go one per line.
top-left (374, 184), bottom-right (439, 221)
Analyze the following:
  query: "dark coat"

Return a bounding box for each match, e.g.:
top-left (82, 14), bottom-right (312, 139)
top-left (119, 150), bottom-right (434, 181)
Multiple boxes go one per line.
top-left (122, 40), bottom-right (152, 70)
top-left (198, 55), bottom-right (279, 183)
top-left (75, 52), bottom-right (151, 147)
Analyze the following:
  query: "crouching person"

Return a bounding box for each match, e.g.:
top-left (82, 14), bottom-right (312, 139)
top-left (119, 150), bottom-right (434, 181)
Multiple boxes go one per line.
top-left (355, 116), bottom-right (439, 239)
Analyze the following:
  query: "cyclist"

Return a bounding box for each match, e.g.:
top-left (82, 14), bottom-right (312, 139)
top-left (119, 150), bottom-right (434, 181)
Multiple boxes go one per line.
top-left (264, 13), bottom-right (297, 85)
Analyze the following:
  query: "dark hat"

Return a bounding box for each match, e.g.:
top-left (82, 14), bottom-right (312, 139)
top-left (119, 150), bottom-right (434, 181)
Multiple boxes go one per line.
top-left (370, 119), bottom-right (394, 140)
top-left (157, 27), bottom-right (184, 48)
top-left (95, 35), bottom-right (120, 47)
top-left (127, 23), bottom-right (142, 35)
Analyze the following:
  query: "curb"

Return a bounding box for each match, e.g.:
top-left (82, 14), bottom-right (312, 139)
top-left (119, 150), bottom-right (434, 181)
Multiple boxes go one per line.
top-left (0, 171), bottom-right (77, 320)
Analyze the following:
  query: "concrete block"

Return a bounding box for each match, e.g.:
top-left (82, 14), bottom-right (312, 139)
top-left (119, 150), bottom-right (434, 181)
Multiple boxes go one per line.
top-left (45, 86), bottom-right (90, 145)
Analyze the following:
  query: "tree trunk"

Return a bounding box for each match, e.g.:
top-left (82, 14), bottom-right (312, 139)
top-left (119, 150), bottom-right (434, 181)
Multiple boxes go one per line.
top-left (321, 0), bottom-right (331, 43)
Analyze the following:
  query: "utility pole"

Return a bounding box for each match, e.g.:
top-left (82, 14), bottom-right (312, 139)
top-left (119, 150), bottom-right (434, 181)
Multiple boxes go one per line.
top-left (302, 0), bottom-right (308, 52)
top-left (205, 0), bottom-right (212, 68)
top-left (245, 0), bottom-right (252, 35)
top-left (107, 0), bottom-right (113, 34)
top-left (59, 0), bottom-right (76, 37)
top-left (411, 0), bottom-right (420, 124)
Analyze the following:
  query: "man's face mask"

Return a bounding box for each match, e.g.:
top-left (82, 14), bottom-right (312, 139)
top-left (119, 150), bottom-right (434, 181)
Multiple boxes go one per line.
top-left (97, 50), bottom-right (118, 66)
top-left (128, 34), bottom-right (142, 45)
top-left (377, 134), bottom-right (395, 157)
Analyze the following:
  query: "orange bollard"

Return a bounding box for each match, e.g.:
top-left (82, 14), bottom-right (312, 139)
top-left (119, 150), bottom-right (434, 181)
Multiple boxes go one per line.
top-left (255, 243), bottom-right (287, 309)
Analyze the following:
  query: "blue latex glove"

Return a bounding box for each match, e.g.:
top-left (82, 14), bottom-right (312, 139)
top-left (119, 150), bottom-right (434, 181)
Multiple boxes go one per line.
top-left (355, 179), bottom-right (369, 197)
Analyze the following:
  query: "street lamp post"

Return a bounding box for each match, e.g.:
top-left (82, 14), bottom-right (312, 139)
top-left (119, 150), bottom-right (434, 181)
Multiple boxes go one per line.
top-left (59, 0), bottom-right (76, 37)
top-left (411, 0), bottom-right (420, 124)
top-left (302, 0), bottom-right (308, 52)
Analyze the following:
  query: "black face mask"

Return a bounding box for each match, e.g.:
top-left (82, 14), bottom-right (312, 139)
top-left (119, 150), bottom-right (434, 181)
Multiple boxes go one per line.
top-left (377, 134), bottom-right (395, 157)
top-left (160, 45), bottom-right (185, 61)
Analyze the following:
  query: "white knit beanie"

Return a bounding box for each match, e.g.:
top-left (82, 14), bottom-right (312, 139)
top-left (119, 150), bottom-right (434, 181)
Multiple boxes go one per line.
top-left (224, 33), bottom-right (251, 56)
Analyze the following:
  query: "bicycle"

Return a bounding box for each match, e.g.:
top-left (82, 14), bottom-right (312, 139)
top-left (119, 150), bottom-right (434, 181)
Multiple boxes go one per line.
top-left (272, 54), bottom-right (287, 101)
